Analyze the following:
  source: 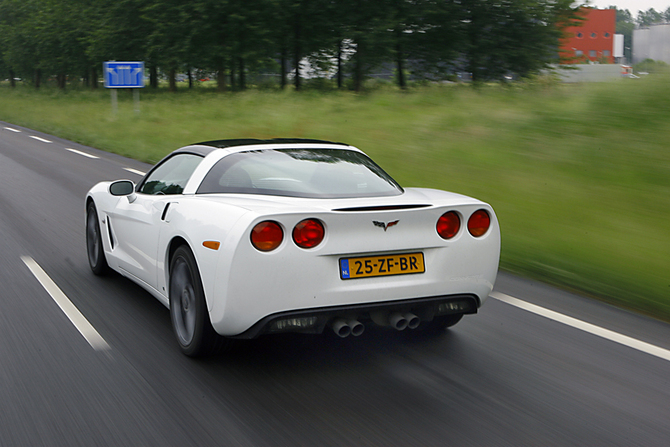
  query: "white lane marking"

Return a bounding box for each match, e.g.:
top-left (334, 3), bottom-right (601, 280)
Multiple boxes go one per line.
top-left (21, 256), bottom-right (110, 352)
top-left (66, 148), bottom-right (99, 159)
top-left (491, 292), bottom-right (670, 363)
top-left (124, 168), bottom-right (146, 176)
top-left (29, 136), bottom-right (52, 143)
top-left (3, 127), bottom-right (21, 132)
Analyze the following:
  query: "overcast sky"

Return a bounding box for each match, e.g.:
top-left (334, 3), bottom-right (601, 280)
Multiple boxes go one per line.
top-left (589, 1), bottom-right (669, 15)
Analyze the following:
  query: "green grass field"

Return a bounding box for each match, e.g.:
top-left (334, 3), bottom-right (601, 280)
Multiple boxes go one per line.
top-left (1, 78), bottom-right (669, 321)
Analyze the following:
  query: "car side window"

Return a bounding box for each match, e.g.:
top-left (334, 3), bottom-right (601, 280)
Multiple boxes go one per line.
top-left (139, 153), bottom-right (203, 195)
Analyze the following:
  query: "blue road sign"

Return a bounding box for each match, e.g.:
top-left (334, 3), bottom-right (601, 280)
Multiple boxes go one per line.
top-left (104, 61), bottom-right (144, 88)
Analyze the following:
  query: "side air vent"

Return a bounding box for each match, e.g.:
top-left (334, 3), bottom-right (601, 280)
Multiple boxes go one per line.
top-left (333, 204), bottom-right (431, 212)
top-left (107, 218), bottom-right (116, 249)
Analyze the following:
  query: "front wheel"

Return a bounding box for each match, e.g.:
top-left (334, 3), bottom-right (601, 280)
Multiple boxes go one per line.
top-left (86, 202), bottom-right (109, 275)
top-left (169, 246), bottom-right (231, 357)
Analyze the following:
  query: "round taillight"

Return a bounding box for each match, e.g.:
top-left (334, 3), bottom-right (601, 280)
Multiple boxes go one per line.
top-left (437, 211), bottom-right (460, 239)
top-left (251, 221), bottom-right (283, 251)
top-left (468, 210), bottom-right (491, 237)
top-left (293, 219), bottom-right (325, 249)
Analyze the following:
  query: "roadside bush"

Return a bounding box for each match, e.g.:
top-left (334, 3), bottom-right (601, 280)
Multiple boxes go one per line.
top-left (634, 59), bottom-right (670, 74)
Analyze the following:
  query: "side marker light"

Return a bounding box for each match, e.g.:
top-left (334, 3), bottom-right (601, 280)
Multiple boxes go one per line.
top-left (203, 241), bottom-right (221, 250)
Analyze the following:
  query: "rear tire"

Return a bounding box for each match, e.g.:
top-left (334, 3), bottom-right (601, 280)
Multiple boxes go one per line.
top-left (86, 202), bottom-right (109, 276)
top-left (169, 245), bottom-right (231, 357)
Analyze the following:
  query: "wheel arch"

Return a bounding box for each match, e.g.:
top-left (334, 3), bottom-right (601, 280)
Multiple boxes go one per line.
top-left (167, 236), bottom-right (190, 274)
top-left (166, 236), bottom-right (209, 301)
top-left (165, 234), bottom-right (221, 316)
top-left (85, 195), bottom-right (96, 218)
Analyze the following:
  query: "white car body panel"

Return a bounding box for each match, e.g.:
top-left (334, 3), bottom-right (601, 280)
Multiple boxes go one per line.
top-left (87, 142), bottom-right (500, 337)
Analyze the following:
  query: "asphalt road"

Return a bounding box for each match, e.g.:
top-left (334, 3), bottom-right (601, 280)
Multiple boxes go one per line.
top-left (1, 122), bottom-right (669, 447)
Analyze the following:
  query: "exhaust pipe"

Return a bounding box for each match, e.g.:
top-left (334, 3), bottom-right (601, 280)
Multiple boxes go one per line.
top-left (331, 318), bottom-right (351, 338)
top-left (371, 311), bottom-right (416, 331)
top-left (347, 319), bottom-right (365, 337)
top-left (404, 312), bottom-right (421, 329)
top-left (388, 312), bottom-right (408, 331)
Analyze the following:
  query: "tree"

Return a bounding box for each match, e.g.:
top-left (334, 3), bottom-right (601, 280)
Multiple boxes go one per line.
top-left (142, 0), bottom-right (205, 91)
top-left (193, 0), bottom-right (272, 92)
top-left (0, 0), bottom-right (44, 86)
top-left (337, 0), bottom-right (394, 91)
top-left (193, 0), bottom-right (233, 92)
top-left (86, 0), bottom-right (154, 87)
top-left (385, 0), bottom-right (459, 89)
top-left (399, 0), bottom-right (464, 84)
top-left (460, 0), bottom-right (581, 82)
top-left (637, 8), bottom-right (664, 27)
top-left (34, 0), bottom-right (95, 89)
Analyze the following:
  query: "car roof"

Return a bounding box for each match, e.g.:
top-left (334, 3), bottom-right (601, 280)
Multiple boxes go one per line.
top-left (170, 138), bottom-right (352, 159)
top-left (196, 138), bottom-right (349, 149)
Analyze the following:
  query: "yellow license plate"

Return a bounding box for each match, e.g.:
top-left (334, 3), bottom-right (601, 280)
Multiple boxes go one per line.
top-left (339, 253), bottom-right (425, 280)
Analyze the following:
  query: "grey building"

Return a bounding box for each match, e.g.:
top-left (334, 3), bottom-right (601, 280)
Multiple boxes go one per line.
top-left (633, 24), bottom-right (670, 64)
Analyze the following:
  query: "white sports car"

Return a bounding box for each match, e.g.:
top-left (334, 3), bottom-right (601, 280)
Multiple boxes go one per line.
top-left (86, 139), bottom-right (500, 356)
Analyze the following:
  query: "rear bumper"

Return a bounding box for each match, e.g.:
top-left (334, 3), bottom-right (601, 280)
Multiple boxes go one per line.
top-left (230, 293), bottom-right (479, 339)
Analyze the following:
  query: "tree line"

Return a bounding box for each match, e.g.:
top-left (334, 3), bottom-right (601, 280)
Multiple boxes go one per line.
top-left (0, 0), bottom-right (583, 91)
top-left (634, 6), bottom-right (670, 26)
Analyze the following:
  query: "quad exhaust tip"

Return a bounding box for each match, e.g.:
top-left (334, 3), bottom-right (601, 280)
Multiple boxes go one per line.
top-left (332, 311), bottom-right (422, 337)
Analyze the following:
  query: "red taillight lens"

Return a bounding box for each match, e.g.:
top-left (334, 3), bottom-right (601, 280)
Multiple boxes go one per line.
top-left (437, 211), bottom-right (460, 239)
top-left (293, 219), bottom-right (325, 249)
top-left (251, 221), bottom-right (283, 251)
top-left (468, 210), bottom-right (491, 237)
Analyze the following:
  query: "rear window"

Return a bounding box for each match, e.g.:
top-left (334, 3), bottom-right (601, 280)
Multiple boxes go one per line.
top-left (197, 148), bottom-right (403, 199)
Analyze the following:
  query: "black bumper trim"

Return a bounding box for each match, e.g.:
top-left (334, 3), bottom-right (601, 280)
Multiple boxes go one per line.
top-left (229, 293), bottom-right (480, 339)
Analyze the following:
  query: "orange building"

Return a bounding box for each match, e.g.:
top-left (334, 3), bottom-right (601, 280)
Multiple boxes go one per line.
top-left (561, 8), bottom-right (616, 64)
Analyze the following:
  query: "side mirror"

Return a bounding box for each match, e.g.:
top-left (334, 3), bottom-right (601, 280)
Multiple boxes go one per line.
top-left (109, 180), bottom-right (135, 196)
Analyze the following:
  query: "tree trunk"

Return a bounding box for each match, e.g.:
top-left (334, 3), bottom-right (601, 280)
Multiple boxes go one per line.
top-left (353, 41), bottom-right (363, 92)
top-left (150, 65), bottom-right (158, 89)
top-left (230, 63), bottom-right (236, 91)
top-left (34, 69), bottom-right (41, 89)
top-left (168, 68), bottom-right (177, 92)
top-left (9, 70), bottom-right (16, 88)
top-left (216, 69), bottom-right (226, 91)
top-left (280, 47), bottom-right (287, 89)
top-left (216, 60), bottom-right (227, 92)
top-left (239, 57), bottom-right (246, 90)
top-left (58, 73), bottom-right (66, 90)
top-left (395, 30), bottom-right (406, 89)
top-left (337, 40), bottom-right (343, 89)
top-left (293, 21), bottom-right (302, 91)
top-left (90, 66), bottom-right (98, 90)
top-left (188, 68), bottom-right (193, 89)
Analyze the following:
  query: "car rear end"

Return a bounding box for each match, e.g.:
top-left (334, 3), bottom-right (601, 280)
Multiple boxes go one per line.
top-left (208, 189), bottom-right (500, 337)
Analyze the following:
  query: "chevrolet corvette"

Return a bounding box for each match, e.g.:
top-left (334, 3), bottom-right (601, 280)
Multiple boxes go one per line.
top-left (85, 139), bottom-right (500, 356)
